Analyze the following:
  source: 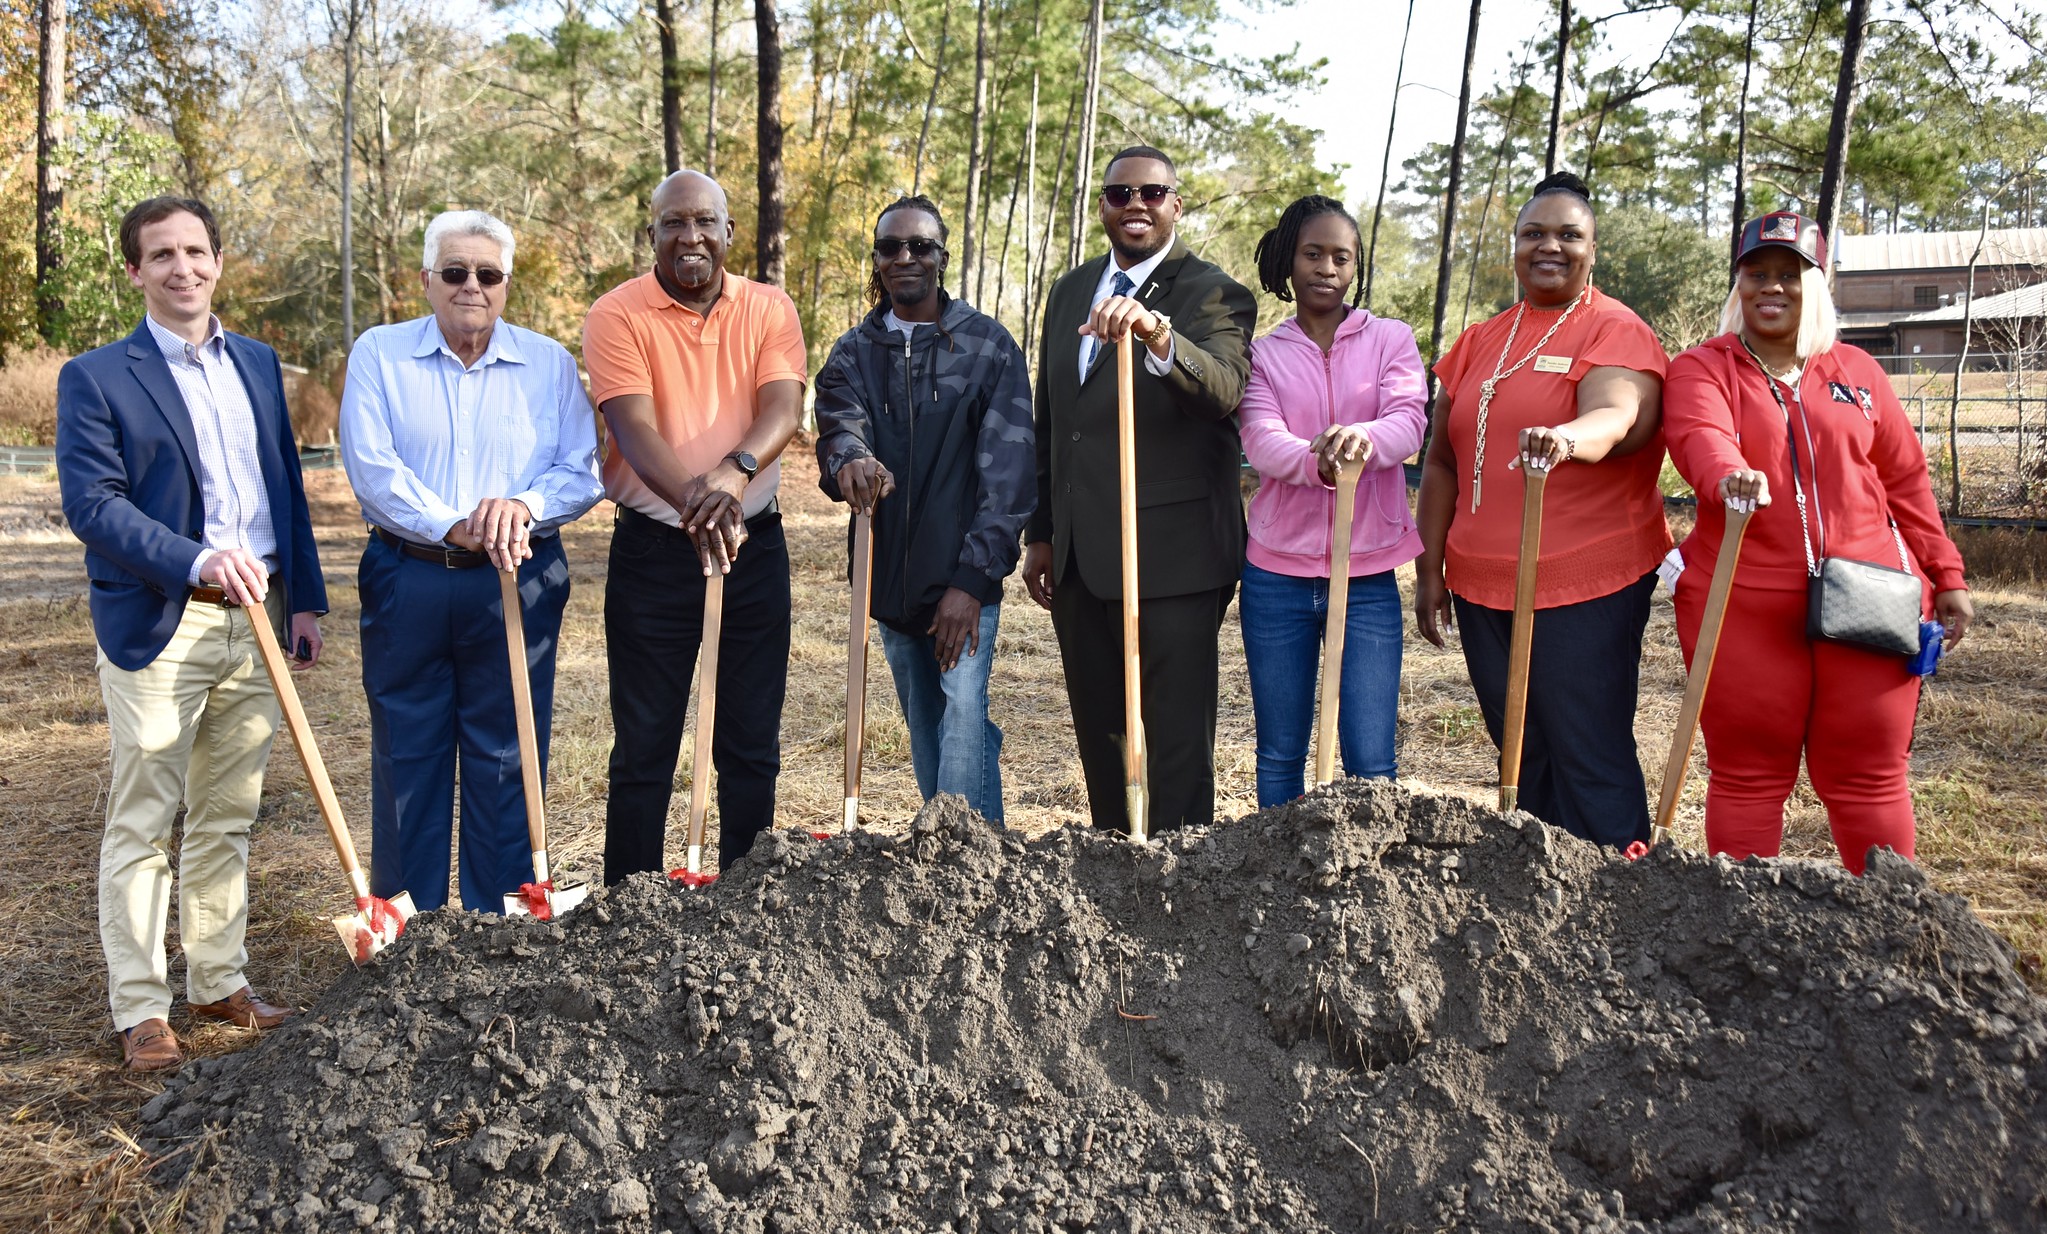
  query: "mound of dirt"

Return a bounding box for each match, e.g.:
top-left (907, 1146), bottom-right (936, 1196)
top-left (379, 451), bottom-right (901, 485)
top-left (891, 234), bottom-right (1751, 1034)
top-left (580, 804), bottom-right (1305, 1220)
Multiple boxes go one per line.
top-left (145, 782), bottom-right (2047, 1233)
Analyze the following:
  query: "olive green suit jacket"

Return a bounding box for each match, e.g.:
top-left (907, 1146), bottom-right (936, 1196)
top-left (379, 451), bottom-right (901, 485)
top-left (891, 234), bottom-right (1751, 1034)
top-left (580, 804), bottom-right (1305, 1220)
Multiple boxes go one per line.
top-left (1027, 237), bottom-right (1258, 600)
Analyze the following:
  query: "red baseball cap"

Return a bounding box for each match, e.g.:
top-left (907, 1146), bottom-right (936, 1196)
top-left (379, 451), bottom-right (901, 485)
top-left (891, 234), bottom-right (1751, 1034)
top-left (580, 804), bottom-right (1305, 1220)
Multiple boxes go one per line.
top-left (1735, 211), bottom-right (1828, 273)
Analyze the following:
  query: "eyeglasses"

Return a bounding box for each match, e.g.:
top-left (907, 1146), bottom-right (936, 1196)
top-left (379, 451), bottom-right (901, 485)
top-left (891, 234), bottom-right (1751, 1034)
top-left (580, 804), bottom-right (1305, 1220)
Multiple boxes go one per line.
top-left (1101, 183), bottom-right (1175, 208)
top-left (873, 237), bottom-right (945, 259)
top-left (431, 265), bottom-right (507, 287)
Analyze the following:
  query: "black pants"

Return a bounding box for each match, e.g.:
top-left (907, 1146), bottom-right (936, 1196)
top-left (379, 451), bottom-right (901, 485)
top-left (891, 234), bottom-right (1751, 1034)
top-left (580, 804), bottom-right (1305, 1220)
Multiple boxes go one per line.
top-left (1453, 570), bottom-right (1656, 849)
top-left (1051, 550), bottom-right (1235, 834)
top-left (603, 508), bottom-right (790, 883)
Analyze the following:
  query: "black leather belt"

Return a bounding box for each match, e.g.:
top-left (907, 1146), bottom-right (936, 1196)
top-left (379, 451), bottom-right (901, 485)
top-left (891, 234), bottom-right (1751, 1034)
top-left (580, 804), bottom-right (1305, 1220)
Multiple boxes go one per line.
top-left (372, 525), bottom-right (555, 569)
top-left (616, 500), bottom-right (779, 539)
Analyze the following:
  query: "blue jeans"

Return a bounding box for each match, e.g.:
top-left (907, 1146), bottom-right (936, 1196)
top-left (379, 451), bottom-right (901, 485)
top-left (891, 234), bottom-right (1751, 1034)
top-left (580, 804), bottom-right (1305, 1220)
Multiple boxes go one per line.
top-left (1239, 563), bottom-right (1402, 809)
top-left (878, 603), bottom-right (1005, 823)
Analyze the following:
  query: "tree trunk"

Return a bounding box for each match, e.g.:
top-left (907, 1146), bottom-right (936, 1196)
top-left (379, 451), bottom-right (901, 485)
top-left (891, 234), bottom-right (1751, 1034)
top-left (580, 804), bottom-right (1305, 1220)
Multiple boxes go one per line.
top-left (1067, 0), bottom-right (1104, 269)
top-left (1728, 0), bottom-right (1758, 273)
top-left (911, 0), bottom-right (953, 196)
top-left (1815, 0), bottom-right (1869, 253)
top-left (1459, 48), bottom-right (1535, 336)
top-left (1428, 0), bottom-right (1484, 402)
top-left (1016, 70), bottom-right (1039, 333)
top-left (1947, 204), bottom-right (1989, 515)
top-left (36, 0), bottom-right (67, 345)
top-left (961, 0), bottom-right (990, 302)
top-left (1029, 90), bottom-right (1078, 349)
top-left (653, 0), bottom-right (683, 174)
top-left (1543, 0), bottom-right (1568, 177)
top-left (706, 0), bottom-right (720, 177)
top-left (339, 0), bottom-right (359, 347)
top-left (755, 0), bottom-right (786, 286)
top-left (1364, 0), bottom-right (1414, 312)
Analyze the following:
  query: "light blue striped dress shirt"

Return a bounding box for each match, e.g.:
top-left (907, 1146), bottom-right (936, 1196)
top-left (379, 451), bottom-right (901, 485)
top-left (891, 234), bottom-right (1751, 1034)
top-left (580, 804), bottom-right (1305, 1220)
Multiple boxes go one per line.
top-left (339, 316), bottom-right (603, 545)
top-left (144, 314), bottom-right (278, 585)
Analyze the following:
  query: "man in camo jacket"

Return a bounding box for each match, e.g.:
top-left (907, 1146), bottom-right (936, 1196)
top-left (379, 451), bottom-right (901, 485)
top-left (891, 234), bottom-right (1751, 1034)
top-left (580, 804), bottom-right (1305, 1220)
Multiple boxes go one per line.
top-left (815, 194), bottom-right (1035, 824)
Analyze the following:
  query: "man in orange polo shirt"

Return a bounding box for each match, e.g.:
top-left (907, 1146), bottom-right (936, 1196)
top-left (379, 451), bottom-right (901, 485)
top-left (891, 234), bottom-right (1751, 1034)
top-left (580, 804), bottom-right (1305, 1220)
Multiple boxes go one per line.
top-left (583, 170), bottom-right (807, 882)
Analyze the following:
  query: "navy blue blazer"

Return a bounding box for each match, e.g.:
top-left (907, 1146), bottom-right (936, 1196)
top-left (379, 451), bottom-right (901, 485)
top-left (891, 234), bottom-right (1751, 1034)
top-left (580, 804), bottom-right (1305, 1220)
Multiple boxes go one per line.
top-left (56, 320), bottom-right (328, 671)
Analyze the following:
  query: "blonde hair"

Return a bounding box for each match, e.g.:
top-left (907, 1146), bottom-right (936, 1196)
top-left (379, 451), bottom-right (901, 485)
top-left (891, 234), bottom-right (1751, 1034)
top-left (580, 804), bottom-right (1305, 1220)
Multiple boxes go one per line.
top-left (1720, 263), bottom-right (1836, 359)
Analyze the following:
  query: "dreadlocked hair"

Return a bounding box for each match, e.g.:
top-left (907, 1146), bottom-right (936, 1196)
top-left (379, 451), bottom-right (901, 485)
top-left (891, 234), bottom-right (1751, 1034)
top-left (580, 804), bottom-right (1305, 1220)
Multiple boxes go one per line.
top-left (868, 194), bottom-right (949, 308)
top-left (1253, 195), bottom-right (1364, 307)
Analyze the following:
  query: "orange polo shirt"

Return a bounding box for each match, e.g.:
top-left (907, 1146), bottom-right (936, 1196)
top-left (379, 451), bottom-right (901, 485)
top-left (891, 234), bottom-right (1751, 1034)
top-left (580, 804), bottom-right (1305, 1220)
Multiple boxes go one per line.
top-left (583, 270), bottom-right (809, 524)
top-left (1432, 285), bottom-right (1673, 610)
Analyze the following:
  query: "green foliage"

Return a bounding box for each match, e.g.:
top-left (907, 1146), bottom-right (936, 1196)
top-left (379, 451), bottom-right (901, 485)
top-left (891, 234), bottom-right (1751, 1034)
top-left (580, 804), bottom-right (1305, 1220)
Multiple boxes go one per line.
top-left (1593, 204), bottom-right (1729, 352)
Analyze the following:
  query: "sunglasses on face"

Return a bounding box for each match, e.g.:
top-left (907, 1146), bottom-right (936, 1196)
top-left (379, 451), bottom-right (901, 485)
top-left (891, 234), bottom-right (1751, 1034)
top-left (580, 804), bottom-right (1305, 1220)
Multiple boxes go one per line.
top-left (873, 237), bottom-right (945, 259)
top-left (432, 265), bottom-right (507, 287)
top-left (1101, 183), bottom-right (1175, 208)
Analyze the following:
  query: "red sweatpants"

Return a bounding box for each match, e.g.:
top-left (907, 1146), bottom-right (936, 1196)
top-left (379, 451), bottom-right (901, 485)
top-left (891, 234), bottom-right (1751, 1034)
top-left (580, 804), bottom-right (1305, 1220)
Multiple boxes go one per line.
top-left (1673, 575), bottom-right (1921, 874)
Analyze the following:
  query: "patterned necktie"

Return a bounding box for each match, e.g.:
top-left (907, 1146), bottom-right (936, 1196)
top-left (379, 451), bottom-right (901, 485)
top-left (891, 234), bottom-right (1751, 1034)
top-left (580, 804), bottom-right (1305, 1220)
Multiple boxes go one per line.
top-left (1084, 270), bottom-right (1137, 376)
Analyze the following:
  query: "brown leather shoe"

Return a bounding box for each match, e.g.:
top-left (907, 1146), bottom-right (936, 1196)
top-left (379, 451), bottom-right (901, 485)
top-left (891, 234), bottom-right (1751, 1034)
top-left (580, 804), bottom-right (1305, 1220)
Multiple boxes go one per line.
top-left (188, 987), bottom-right (295, 1030)
top-left (120, 1019), bottom-right (184, 1071)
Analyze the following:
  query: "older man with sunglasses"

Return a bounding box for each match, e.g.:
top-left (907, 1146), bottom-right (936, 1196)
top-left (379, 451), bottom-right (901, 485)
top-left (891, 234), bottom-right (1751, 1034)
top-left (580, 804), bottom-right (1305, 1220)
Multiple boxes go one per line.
top-left (338, 209), bottom-right (602, 913)
top-left (1022, 145), bottom-right (1256, 836)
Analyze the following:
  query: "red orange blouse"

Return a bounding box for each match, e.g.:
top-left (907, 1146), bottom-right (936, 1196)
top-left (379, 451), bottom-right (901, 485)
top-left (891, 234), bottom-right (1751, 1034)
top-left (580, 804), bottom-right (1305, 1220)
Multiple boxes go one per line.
top-left (1432, 285), bottom-right (1673, 609)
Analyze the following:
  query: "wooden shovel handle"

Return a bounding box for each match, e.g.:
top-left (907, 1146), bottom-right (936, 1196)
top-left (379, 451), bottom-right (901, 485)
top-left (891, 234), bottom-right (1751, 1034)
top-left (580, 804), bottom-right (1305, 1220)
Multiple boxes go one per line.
top-left (1315, 460), bottom-right (1365, 787)
top-left (1116, 333), bottom-right (1148, 841)
top-left (1652, 505), bottom-right (1754, 845)
top-left (499, 568), bottom-right (549, 865)
top-left (1499, 465), bottom-right (1547, 812)
top-left (844, 512), bottom-right (874, 824)
top-left (245, 602), bottom-right (366, 887)
top-left (686, 572), bottom-right (726, 854)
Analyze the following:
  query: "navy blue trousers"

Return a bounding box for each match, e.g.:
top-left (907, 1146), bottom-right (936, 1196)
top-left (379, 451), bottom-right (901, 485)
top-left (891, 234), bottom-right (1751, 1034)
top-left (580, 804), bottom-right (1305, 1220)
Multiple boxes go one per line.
top-left (360, 534), bottom-right (569, 912)
top-left (1453, 570), bottom-right (1656, 849)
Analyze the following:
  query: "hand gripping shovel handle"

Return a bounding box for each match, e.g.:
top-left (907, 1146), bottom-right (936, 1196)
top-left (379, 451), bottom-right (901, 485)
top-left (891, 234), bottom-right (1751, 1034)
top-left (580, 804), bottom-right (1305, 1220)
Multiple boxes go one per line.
top-left (1116, 333), bottom-right (1149, 842)
top-left (1499, 465), bottom-right (1547, 813)
top-left (674, 572), bottom-right (725, 886)
top-left (243, 602), bottom-right (411, 962)
top-left (843, 511), bottom-right (874, 832)
top-left (1315, 460), bottom-right (1365, 787)
top-left (1651, 504), bottom-right (1754, 847)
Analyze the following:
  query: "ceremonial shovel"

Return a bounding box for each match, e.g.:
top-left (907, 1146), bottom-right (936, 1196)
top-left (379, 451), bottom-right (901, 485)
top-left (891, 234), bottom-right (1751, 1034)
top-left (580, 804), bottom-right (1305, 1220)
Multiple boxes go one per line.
top-left (244, 603), bottom-right (414, 963)
top-left (842, 511), bottom-right (875, 832)
top-left (1115, 333), bottom-right (1150, 842)
top-left (1498, 463), bottom-right (1548, 813)
top-left (1314, 457), bottom-right (1366, 787)
top-left (1649, 503), bottom-right (1755, 849)
top-left (499, 568), bottom-right (589, 919)
top-left (670, 572), bottom-right (725, 887)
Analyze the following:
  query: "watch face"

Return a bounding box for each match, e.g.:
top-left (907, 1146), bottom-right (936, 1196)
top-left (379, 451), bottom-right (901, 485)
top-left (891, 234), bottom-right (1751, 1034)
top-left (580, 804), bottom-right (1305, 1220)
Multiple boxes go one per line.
top-left (733, 452), bottom-right (759, 477)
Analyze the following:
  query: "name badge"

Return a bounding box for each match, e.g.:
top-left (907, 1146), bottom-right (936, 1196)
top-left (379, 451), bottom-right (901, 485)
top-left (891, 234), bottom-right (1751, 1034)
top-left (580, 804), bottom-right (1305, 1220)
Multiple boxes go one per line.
top-left (1533, 354), bottom-right (1572, 374)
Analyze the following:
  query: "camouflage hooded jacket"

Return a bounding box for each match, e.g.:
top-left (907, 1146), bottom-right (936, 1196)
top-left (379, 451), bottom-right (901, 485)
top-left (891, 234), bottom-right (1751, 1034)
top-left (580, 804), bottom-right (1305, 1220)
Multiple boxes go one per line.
top-left (815, 293), bottom-right (1036, 633)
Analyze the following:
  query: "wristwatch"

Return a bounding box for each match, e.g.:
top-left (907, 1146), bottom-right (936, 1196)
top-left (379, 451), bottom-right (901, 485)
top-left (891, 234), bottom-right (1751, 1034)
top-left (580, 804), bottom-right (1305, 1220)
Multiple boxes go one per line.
top-left (724, 450), bottom-right (759, 480)
top-left (1137, 311), bottom-right (1173, 346)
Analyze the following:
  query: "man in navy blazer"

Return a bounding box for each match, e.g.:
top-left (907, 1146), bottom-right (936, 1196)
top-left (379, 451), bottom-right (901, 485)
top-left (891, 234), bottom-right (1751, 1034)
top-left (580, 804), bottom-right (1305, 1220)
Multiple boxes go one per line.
top-left (56, 196), bottom-right (328, 1072)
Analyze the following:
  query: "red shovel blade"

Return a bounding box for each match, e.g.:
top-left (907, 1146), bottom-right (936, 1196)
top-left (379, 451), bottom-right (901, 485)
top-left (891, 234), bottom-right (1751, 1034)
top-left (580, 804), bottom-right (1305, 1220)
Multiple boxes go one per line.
top-left (1623, 841), bottom-right (1649, 862)
top-left (515, 881), bottom-right (556, 920)
top-left (809, 831), bottom-right (833, 841)
top-left (668, 869), bottom-right (719, 887)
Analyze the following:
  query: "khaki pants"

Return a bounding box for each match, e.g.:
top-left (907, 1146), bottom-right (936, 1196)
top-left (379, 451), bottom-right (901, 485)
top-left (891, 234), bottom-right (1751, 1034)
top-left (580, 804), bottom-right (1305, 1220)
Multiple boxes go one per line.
top-left (97, 593), bottom-right (283, 1031)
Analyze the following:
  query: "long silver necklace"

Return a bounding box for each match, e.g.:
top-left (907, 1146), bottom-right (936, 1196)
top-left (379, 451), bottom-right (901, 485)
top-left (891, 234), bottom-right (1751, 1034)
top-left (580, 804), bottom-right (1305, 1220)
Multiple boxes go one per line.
top-left (1469, 286), bottom-right (1589, 511)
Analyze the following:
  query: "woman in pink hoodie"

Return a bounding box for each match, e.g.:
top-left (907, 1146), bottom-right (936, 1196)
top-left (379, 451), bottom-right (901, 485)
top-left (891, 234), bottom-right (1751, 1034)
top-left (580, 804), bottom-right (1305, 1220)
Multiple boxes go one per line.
top-left (1237, 196), bottom-right (1429, 807)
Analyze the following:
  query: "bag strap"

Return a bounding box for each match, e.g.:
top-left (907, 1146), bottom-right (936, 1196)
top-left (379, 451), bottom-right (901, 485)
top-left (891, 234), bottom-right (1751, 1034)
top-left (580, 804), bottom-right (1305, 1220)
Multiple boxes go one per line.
top-left (1737, 338), bottom-right (1821, 578)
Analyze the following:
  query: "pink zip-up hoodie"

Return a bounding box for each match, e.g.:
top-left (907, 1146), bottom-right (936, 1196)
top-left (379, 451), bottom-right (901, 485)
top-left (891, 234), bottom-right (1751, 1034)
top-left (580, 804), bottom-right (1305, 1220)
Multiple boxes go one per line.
top-left (1239, 309), bottom-right (1429, 578)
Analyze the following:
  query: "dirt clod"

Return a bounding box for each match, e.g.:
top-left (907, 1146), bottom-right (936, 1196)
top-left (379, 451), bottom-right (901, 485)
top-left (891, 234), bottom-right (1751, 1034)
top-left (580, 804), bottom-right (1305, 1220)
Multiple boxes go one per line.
top-left (146, 782), bottom-right (2047, 1231)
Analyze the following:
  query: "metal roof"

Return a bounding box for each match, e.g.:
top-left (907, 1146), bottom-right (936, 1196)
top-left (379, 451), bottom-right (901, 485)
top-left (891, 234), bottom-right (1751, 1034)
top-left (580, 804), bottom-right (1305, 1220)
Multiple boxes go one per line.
top-left (1897, 281), bottom-right (2047, 323)
top-left (1834, 228), bottom-right (2047, 272)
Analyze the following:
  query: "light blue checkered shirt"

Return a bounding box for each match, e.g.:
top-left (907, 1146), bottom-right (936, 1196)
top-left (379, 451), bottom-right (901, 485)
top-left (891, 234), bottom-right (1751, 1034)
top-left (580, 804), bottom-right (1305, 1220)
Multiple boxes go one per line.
top-left (339, 315), bottom-right (602, 545)
top-left (144, 314), bottom-right (277, 586)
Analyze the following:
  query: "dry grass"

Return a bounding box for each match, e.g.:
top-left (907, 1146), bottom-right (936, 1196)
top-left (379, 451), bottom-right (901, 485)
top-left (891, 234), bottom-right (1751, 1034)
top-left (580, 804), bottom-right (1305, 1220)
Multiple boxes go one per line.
top-left (0, 453), bottom-right (2042, 1233)
top-left (0, 349), bottom-right (66, 448)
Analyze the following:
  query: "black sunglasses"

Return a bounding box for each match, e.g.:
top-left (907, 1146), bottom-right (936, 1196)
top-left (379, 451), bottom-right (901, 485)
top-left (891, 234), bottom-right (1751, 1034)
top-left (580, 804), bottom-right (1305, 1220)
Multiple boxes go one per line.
top-left (1101, 183), bottom-right (1175, 208)
top-left (432, 265), bottom-right (507, 287)
top-left (873, 237), bottom-right (945, 259)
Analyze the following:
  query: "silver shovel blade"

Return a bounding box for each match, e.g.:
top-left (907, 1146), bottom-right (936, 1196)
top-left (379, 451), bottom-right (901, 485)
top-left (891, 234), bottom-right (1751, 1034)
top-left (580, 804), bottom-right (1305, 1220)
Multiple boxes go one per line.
top-left (502, 880), bottom-right (590, 920)
top-left (333, 890), bottom-right (417, 966)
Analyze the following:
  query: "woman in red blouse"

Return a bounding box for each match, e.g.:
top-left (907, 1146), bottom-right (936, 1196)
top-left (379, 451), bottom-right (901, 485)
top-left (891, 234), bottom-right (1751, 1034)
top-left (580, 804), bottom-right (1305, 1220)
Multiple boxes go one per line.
top-left (1663, 212), bottom-right (1971, 873)
top-left (1415, 172), bottom-right (1672, 847)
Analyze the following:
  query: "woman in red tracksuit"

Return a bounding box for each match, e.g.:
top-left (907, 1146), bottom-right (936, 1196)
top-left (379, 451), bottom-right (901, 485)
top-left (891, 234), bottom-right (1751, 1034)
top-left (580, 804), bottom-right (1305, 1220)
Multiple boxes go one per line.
top-left (1662, 211), bottom-right (1972, 874)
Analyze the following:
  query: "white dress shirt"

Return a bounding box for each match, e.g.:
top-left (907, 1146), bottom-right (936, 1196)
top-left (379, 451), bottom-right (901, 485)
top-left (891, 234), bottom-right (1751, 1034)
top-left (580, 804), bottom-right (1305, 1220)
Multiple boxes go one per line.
top-left (339, 315), bottom-right (603, 545)
top-left (1079, 245), bottom-right (1177, 384)
top-left (145, 314), bottom-right (278, 585)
